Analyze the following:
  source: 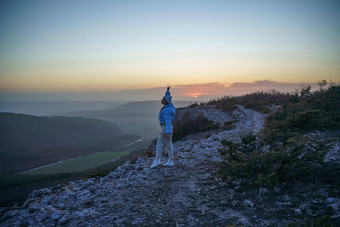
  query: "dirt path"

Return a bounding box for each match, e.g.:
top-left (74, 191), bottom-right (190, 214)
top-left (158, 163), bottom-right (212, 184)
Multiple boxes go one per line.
top-left (1, 106), bottom-right (270, 226)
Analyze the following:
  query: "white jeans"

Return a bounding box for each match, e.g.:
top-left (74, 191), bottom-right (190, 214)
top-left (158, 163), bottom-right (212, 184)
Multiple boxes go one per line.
top-left (155, 124), bottom-right (174, 161)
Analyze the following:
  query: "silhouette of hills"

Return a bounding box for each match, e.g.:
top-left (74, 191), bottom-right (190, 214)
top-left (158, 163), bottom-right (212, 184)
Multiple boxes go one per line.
top-left (0, 113), bottom-right (138, 173)
top-left (55, 100), bottom-right (195, 138)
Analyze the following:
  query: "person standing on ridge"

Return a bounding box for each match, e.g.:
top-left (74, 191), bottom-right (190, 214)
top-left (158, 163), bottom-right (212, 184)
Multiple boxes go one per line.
top-left (150, 86), bottom-right (176, 168)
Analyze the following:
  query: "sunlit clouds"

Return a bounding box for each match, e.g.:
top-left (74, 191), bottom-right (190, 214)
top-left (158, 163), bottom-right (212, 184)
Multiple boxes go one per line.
top-left (173, 81), bottom-right (306, 99)
top-left (1, 54), bottom-right (337, 93)
top-left (0, 80), bottom-right (316, 101)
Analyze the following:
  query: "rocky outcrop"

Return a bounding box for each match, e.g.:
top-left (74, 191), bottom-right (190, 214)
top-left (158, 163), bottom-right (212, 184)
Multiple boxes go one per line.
top-left (174, 105), bottom-right (234, 127)
top-left (1, 105), bottom-right (339, 226)
top-left (174, 104), bottom-right (264, 139)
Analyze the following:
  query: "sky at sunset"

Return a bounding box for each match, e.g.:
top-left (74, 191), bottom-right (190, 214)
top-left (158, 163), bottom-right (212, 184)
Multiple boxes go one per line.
top-left (0, 0), bottom-right (339, 100)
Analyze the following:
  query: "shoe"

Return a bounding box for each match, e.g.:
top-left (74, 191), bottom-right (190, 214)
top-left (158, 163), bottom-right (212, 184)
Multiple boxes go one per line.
top-left (150, 160), bottom-right (162, 168)
top-left (163, 160), bottom-right (174, 167)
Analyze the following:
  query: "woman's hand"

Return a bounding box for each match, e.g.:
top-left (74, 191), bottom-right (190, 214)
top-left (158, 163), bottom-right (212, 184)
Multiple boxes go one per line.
top-left (165, 134), bottom-right (170, 140)
top-left (167, 86), bottom-right (171, 92)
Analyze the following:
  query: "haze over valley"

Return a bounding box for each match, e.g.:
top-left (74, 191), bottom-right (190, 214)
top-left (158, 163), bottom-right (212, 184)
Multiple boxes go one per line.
top-left (0, 112), bottom-right (139, 174)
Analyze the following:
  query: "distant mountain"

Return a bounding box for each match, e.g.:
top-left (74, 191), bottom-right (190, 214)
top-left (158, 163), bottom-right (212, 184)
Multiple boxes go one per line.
top-left (0, 101), bottom-right (125, 116)
top-left (55, 100), bottom-right (195, 138)
top-left (0, 113), bottom-right (138, 173)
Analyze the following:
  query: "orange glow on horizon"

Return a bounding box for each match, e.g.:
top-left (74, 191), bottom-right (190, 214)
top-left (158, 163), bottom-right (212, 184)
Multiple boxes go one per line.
top-left (183, 92), bottom-right (206, 98)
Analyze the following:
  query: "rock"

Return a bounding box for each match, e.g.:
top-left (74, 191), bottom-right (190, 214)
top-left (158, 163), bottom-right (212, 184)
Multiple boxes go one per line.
top-left (274, 187), bottom-right (281, 193)
top-left (282, 194), bottom-right (291, 201)
top-left (243, 200), bottom-right (254, 208)
top-left (324, 141), bottom-right (340, 164)
top-left (326, 198), bottom-right (340, 214)
top-left (299, 203), bottom-right (309, 211)
top-left (58, 217), bottom-right (67, 225)
top-left (74, 211), bottom-right (85, 217)
top-left (259, 188), bottom-right (269, 195)
top-left (327, 197), bottom-right (337, 203)
top-left (294, 208), bottom-right (302, 215)
top-left (332, 204), bottom-right (339, 215)
top-left (132, 218), bottom-right (144, 225)
top-left (276, 202), bottom-right (292, 207)
top-left (330, 214), bottom-right (340, 220)
top-left (232, 200), bottom-right (239, 206)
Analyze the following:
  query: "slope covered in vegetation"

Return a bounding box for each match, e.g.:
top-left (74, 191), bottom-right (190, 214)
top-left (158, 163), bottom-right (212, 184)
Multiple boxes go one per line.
top-left (216, 81), bottom-right (340, 225)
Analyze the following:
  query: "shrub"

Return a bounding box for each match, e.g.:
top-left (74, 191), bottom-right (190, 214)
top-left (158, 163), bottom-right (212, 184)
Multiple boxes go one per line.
top-left (223, 120), bottom-right (237, 130)
top-left (189, 102), bottom-right (200, 108)
top-left (262, 82), bottom-right (340, 145)
top-left (288, 215), bottom-right (335, 227)
top-left (236, 90), bottom-right (292, 113)
top-left (209, 90), bottom-right (293, 113)
top-left (209, 81), bottom-right (339, 120)
top-left (173, 114), bottom-right (219, 141)
top-left (208, 96), bottom-right (238, 112)
top-left (304, 215), bottom-right (335, 227)
top-left (88, 167), bottom-right (113, 178)
top-left (144, 150), bottom-right (155, 157)
top-left (218, 134), bottom-right (328, 188)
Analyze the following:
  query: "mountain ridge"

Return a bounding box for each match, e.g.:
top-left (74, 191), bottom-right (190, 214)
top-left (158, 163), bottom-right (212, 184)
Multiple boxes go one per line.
top-left (53, 100), bottom-right (196, 138)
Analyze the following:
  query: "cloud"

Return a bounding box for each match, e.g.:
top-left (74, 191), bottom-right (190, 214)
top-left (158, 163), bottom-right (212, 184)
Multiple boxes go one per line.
top-left (172, 80), bottom-right (314, 100)
top-left (0, 80), bottom-right (316, 101)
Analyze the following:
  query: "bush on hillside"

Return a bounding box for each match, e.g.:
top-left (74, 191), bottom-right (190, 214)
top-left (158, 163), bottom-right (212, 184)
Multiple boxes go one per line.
top-left (209, 90), bottom-right (293, 113)
top-left (208, 96), bottom-right (238, 112)
top-left (223, 120), bottom-right (237, 130)
top-left (263, 82), bottom-right (340, 145)
top-left (209, 81), bottom-right (339, 117)
top-left (218, 134), bottom-right (328, 188)
top-left (287, 215), bottom-right (335, 227)
top-left (237, 90), bottom-right (293, 113)
top-left (173, 114), bottom-right (219, 141)
top-left (188, 102), bottom-right (202, 108)
top-left (218, 81), bottom-right (339, 189)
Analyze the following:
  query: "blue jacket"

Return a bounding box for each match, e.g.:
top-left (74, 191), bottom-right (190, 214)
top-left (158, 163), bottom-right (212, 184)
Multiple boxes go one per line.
top-left (158, 103), bottom-right (176, 134)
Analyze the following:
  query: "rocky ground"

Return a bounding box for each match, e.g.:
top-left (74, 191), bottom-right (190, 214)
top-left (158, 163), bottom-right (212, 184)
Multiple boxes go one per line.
top-left (0, 105), bottom-right (339, 226)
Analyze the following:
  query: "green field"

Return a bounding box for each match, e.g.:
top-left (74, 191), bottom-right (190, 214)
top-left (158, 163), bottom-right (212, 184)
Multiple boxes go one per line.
top-left (20, 139), bottom-right (150, 175)
top-left (21, 151), bottom-right (128, 175)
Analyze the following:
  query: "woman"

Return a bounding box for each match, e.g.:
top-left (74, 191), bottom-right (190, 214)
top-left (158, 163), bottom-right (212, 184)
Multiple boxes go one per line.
top-left (150, 86), bottom-right (176, 168)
